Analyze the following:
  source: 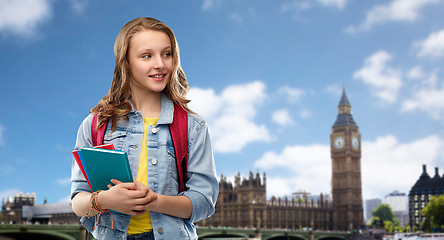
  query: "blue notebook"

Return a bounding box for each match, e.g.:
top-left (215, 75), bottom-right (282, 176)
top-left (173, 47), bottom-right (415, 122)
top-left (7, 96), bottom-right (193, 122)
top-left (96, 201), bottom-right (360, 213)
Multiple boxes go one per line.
top-left (80, 147), bottom-right (133, 191)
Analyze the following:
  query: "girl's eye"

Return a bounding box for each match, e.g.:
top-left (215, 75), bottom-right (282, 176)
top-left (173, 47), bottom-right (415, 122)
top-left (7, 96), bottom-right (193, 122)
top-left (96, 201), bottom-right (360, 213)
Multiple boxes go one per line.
top-left (142, 54), bottom-right (151, 59)
top-left (163, 52), bottom-right (171, 57)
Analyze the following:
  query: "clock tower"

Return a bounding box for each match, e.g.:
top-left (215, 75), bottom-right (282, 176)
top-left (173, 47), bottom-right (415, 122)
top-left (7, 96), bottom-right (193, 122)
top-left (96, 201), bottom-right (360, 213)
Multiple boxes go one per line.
top-left (330, 89), bottom-right (364, 231)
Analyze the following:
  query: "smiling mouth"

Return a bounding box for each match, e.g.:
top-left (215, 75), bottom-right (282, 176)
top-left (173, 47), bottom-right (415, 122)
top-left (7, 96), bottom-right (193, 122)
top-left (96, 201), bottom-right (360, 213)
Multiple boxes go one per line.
top-left (149, 74), bottom-right (166, 78)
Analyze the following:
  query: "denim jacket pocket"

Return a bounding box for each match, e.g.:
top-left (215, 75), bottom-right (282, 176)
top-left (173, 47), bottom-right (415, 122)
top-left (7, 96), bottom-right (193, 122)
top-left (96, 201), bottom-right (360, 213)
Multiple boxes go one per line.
top-left (103, 130), bottom-right (127, 150)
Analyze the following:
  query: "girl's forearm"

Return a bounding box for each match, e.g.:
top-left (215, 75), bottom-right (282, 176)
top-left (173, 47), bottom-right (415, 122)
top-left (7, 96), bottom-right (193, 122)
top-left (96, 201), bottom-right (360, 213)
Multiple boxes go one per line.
top-left (71, 192), bottom-right (94, 217)
top-left (150, 195), bottom-right (192, 219)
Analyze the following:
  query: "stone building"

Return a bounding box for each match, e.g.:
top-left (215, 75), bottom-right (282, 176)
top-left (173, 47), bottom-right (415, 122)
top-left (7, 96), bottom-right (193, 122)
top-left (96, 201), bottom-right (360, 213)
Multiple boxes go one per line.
top-left (408, 165), bottom-right (444, 229)
top-left (203, 172), bottom-right (332, 230)
top-left (384, 191), bottom-right (408, 227)
top-left (330, 89), bottom-right (364, 231)
top-left (1, 193), bottom-right (79, 224)
top-left (1, 193), bottom-right (36, 224)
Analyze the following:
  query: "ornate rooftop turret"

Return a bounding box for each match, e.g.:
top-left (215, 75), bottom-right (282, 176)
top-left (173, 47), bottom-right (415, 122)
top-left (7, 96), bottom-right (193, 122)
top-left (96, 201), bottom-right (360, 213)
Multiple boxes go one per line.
top-left (333, 88), bottom-right (356, 127)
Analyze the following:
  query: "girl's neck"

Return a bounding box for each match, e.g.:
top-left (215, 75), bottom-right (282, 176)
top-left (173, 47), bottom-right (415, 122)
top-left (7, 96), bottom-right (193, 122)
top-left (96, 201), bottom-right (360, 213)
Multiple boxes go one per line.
top-left (131, 91), bottom-right (162, 118)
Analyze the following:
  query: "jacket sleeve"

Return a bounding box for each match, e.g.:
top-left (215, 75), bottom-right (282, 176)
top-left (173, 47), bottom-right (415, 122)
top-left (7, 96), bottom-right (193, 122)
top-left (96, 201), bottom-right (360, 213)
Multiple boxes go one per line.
top-left (180, 115), bottom-right (219, 223)
top-left (70, 113), bottom-right (94, 200)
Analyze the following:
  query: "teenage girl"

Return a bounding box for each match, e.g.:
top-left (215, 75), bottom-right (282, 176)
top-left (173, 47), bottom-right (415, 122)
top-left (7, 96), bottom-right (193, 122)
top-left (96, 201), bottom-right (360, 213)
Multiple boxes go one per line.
top-left (70, 17), bottom-right (219, 240)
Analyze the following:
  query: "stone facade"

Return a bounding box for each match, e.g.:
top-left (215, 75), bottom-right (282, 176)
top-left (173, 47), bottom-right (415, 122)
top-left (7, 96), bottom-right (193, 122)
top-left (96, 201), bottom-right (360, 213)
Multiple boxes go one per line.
top-left (1, 193), bottom-right (36, 224)
top-left (1, 193), bottom-right (79, 225)
top-left (202, 172), bottom-right (333, 230)
top-left (408, 165), bottom-right (444, 229)
top-left (330, 89), bottom-right (364, 231)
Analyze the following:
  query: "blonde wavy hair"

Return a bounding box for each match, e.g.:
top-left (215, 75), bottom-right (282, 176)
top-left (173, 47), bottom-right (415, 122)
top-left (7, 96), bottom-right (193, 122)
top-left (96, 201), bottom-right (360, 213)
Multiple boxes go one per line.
top-left (90, 17), bottom-right (192, 131)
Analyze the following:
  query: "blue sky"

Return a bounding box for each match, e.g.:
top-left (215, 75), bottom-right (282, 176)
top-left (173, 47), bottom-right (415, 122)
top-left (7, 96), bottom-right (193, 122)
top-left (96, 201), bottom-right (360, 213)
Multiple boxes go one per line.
top-left (1, 0), bottom-right (444, 213)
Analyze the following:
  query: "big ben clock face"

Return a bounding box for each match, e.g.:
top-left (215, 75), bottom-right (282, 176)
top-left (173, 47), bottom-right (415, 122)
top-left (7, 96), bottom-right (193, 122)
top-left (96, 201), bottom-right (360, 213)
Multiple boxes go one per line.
top-left (334, 136), bottom-right (345, 149)
top-left (352, 136), bottom-right (359, 149)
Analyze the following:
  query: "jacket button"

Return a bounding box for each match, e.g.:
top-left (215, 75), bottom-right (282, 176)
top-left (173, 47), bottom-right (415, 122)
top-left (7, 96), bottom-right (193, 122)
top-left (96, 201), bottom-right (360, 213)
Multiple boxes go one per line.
top-left (151, 128), bottom-right (158, 134)
top-left (157, 227), bottom-right (164, 234)
top-left (151, 158), bottom-right (158, 165)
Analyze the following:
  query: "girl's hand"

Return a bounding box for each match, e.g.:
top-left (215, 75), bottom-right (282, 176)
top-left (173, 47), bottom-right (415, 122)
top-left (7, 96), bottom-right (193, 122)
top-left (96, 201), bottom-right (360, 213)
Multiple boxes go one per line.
top-left (98, 179), bottom-right (156, 216)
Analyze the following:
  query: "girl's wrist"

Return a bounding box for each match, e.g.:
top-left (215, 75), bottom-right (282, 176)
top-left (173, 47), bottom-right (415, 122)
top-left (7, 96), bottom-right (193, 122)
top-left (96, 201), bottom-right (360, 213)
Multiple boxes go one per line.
top-left (97, 190), bottom-right (109, 210)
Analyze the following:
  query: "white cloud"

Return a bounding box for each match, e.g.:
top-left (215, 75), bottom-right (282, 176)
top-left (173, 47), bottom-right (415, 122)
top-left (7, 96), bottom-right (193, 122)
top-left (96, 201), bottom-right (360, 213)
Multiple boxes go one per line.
top-left (361, 135), bottom-right (444, 199)
top-left (68, 0), bottom-right (89, 14)
top-left (254, 135), bottom-right (444, 200)
top-left (202, 0), bottom-right (222, 11)
top-left (272, 109), bottom-right (294, 126)
top-left (407, 65), bottom-right (426, 80)
top-left (353, 50), bottom-right (402, 103)
top-left (229, 13), bottom-right (243, 24)
top-left (325, 84), bottom-right (342, 96)
top-left (0, 124), bottom-right (4, 146)
top-left (187, 81), bottom-right (271, 153)
top-left (415, 29), bottom-right (444, 59)
top-left (299, 110), bottom-right (312, 118)
top-left (254, 144), bottom-right (331, 198)
top-left (57, 177), bottom-right (71, 186)
top-left (401, 80), bottom-right (444, 120)
top-left (279, 86), bottom-right (306, 104)
top-left (346, 0), bottom-right (440, 33)
top-left (0, 0), bottom-right (52, 38)
top-left (280, 1), bottom-right (311, 13)
top-left (316, 0), bottom-right (347, 10)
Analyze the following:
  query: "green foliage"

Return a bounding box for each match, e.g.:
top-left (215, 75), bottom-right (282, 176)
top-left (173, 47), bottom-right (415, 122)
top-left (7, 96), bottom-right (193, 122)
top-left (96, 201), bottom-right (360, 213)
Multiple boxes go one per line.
top-left (372, 204), bottom-right (396, 222)
top-left (370, 216), bottom-right (382, 227)
top-left (384, 221), bottom-right (395, 233)
top-left (421, 195), bottom-right (444, 232)
top-left (370, 204), bottom-right (400, 229)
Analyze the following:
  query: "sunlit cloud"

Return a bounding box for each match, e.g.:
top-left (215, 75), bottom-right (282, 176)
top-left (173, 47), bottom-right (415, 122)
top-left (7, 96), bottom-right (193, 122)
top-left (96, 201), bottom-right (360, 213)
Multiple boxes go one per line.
top-left (353, 50), bottom-right (402, 103)
top-left (346, 0), bottom-right (440, 33)
top-left (317, 0), bottom-right (347, 10)
top-left (272, 109), bottom-right (294, 126)
top-left (415, 28), bottom-right (444, 59)
top-left (0, 0), bottom-right (52, 38)
top-left (188, 81), bottom-right (271, 153)
top-left (279, 86), bottom-right (306, 104)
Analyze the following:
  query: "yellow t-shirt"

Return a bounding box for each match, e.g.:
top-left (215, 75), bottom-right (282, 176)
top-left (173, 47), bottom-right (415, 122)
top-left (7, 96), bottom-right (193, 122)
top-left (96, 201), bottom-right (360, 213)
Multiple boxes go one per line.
top-left (127, 117), bottom-right (158, 235)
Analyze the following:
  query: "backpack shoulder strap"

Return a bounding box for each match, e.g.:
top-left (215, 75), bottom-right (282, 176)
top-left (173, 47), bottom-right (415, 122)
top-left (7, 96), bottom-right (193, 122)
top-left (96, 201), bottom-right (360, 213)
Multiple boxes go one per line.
top-left (169, 104), bottom-right (188, 192)
top-left (91, 112), bottom-right (108, 146)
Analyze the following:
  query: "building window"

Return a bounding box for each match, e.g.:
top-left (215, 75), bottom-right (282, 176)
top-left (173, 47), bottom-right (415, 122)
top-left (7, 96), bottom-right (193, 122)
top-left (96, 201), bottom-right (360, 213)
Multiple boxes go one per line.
top-left (414, 195), bottom-right (418, 201)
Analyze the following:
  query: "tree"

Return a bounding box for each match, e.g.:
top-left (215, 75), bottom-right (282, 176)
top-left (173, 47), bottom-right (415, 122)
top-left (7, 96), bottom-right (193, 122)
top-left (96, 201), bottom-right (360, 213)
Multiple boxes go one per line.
top-left (384, 221), bottom-right (395, 233)
top-left (421, 195), bottom-right (444, 232)
top-left (370, 204), bottom-right (399, 227)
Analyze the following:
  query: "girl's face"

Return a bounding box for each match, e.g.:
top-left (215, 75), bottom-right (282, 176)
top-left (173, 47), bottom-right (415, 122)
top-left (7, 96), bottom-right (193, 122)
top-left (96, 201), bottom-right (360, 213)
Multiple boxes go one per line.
top-left (127, 30), bottom-right (173, 97)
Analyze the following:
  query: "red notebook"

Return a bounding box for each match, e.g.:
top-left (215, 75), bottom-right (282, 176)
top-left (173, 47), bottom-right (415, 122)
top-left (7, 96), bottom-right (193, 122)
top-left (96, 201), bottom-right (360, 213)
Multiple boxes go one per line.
top-left (72, 143), bottom-right (115, 190)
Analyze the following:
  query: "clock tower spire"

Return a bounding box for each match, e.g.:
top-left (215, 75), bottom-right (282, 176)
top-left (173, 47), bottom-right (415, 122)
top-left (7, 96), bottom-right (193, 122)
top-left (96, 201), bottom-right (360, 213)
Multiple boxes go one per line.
top-left (330, 88), bottom-right (364, 231)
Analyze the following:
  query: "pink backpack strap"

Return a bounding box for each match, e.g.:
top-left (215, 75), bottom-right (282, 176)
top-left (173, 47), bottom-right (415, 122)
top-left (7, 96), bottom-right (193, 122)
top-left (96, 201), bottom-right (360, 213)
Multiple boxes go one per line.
top-left (91, 112), bottom-right (108, 146)
top-left (169, 104), bottom-right (188, 192)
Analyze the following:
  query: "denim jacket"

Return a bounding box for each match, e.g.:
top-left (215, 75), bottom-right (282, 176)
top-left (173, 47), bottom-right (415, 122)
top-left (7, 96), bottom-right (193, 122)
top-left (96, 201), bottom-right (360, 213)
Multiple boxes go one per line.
top-left (70, 94), bottom-right (219, 240)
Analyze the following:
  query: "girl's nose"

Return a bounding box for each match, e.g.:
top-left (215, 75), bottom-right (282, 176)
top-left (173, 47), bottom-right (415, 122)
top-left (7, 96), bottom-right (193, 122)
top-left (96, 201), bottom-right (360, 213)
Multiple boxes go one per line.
top-left (153, 56), bottom-right (164, 69)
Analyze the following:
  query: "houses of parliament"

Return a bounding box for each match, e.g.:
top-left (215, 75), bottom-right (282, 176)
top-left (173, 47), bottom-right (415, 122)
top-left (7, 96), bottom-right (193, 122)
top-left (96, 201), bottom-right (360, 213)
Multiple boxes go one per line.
top-left (201, 89), bottom-right (364, 231)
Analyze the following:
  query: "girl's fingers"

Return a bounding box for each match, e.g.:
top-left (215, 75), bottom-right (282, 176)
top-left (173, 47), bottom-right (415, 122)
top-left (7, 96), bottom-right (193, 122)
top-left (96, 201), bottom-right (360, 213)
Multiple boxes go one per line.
top-left (110, 179), bottom-right (123, 185)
